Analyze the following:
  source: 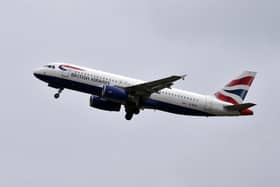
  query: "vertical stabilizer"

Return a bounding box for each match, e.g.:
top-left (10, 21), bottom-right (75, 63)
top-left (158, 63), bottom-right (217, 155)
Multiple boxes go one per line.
top-left (215, 71), bottom-right (257, 104)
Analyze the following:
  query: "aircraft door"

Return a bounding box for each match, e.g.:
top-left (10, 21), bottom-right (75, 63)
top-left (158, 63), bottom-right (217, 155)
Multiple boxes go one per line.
top-left (61, 70), bottom-right (69, 78)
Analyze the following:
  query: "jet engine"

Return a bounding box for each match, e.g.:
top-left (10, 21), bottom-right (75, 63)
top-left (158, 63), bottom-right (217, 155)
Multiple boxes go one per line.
top-left (89, 96), bottom-right (121, 112)
top-left (102, 85), bottom-right (129, 103)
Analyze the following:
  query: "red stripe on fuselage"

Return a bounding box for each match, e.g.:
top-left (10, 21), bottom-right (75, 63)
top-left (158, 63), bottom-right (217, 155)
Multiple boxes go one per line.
top-left (226, 76), bottom-right (255, 87)
top-left (215, 92), bottom-right (239, 105)
top-left (63, 65), bottom-right (84, 71)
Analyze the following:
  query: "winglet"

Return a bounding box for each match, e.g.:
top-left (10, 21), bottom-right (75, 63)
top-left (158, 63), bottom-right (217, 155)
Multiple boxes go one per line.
top-left (181, 74), bottom-right (187, 80)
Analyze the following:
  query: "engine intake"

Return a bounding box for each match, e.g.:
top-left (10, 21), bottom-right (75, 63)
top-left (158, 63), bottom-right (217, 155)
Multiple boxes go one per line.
top-left (90, 96), bottom-right (121, 112)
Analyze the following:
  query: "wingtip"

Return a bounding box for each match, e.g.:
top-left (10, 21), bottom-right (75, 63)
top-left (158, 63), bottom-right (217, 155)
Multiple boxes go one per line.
top-left (181, 74), bottom-right (187, 80)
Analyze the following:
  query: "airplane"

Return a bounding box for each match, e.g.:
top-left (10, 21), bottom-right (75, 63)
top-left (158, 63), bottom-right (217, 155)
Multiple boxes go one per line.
top-left (33, 63), bottom-right (257, 120)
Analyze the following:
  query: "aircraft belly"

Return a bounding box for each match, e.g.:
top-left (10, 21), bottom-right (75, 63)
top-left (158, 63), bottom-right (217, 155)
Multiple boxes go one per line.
top-left (39, 74), bottom-right (103, 96)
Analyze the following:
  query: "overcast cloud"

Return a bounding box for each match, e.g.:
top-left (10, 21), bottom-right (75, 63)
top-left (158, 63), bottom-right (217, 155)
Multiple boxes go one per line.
top-left (0, 0), bottom-right (279, 186)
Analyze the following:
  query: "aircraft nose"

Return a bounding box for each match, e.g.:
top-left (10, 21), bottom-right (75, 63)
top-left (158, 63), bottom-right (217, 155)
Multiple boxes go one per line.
top-left (33, 68), bottom-right (45, 80)
top-left (33, 69), bottom-right (40, 78)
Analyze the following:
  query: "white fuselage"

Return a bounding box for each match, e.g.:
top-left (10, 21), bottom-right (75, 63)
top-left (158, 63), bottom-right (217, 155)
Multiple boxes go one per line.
top-left (33, 63), bottom-right (243, 117)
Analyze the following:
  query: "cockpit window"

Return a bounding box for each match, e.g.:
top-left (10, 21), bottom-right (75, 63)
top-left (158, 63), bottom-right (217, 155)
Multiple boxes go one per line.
top-left (44, 65), bottom-right (55, 69)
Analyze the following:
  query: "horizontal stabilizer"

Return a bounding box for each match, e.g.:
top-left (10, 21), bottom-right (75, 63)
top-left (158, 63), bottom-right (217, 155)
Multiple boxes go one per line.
top-left (224, 103), bottom-right (256, 111)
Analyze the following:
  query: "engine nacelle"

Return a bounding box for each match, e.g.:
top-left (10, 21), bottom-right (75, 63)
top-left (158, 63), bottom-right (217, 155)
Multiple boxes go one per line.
top-left (102, 86), bottom-right (128, 103)
top-left (90, 96), bottom-right (121, 112)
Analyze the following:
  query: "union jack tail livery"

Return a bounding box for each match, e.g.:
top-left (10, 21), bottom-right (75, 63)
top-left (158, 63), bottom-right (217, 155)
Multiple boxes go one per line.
top-left (215, 71), bottom-right (257, 105)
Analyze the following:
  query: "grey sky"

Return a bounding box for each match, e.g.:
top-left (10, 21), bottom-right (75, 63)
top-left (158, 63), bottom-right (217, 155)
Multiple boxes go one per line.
top-left (0, 0), bottom-right (279, 186)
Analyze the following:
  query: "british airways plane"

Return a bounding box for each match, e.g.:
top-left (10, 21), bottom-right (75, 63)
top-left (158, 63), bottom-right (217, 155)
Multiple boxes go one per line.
top-left (33, 63), bottom-right (257, 120)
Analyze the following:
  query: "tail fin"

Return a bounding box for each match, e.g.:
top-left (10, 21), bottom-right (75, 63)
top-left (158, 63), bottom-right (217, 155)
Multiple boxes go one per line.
top-left (215, 71), bottom-right (257, 104)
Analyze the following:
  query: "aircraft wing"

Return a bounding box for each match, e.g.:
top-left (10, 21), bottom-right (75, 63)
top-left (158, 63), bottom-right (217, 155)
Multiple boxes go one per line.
top-left (125, 75), bottom-right (186, 97)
